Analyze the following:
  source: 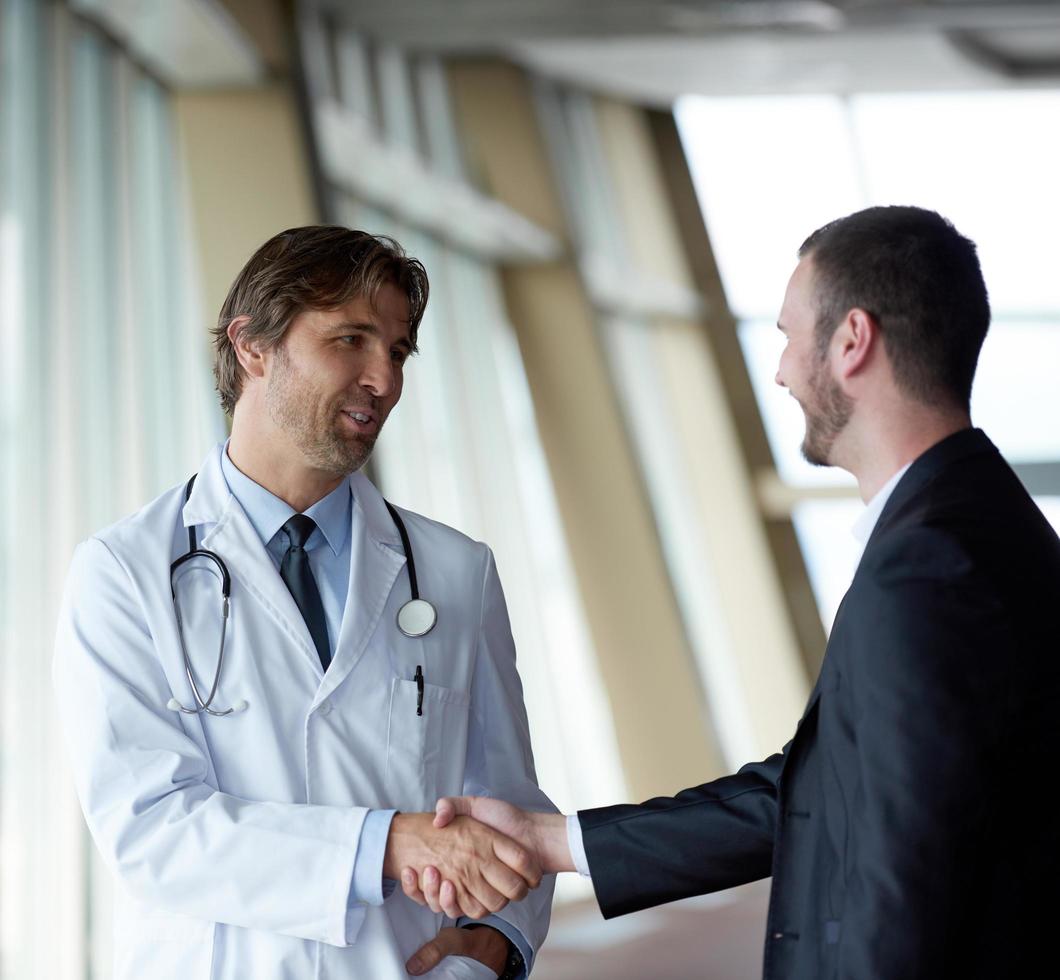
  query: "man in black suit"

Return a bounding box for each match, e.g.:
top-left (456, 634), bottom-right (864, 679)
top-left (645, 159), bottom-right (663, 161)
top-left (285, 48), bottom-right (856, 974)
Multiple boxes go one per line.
top-left (402, 206), bottom-right (1060, 979)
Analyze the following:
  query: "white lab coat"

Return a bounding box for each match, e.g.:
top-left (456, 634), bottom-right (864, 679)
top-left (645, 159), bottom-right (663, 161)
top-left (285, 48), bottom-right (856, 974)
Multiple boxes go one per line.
top-left (53, 444), bottom-right (555, 979)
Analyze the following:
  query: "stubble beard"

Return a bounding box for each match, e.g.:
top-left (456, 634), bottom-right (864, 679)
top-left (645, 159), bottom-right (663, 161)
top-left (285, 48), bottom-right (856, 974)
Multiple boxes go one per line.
top-left (800, 355), bottom-right (853, 468)
top-left (265, 345), bottom-right (378, 477)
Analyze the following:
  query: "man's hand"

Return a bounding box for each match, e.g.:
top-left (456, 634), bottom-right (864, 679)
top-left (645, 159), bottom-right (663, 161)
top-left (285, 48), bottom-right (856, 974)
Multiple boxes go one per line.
top-left (400, 797), bottom-right (572, 913)
top-left (383, 812), bottom-right (540, 920)
top-left (406, 925), bottom-right (508, 977)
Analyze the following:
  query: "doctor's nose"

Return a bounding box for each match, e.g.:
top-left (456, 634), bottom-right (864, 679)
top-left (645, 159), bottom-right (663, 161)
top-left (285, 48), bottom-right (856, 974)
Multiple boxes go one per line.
top-left (358, 351), bottom-right (397, 398)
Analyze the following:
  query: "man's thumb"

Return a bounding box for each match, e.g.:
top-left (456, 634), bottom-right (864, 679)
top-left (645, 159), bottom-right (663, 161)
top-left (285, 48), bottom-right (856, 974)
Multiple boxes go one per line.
top-left (406, 935), bottom-right (446, 976)
top-left (433, 795), bottom-right (473, 828)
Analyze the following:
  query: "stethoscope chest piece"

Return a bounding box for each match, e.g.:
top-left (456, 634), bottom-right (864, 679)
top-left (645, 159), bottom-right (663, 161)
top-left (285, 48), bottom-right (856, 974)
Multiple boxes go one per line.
top-left (385, 500), bottom-right (438, 639)
top-left (397, 598), bottom-right (437, 638)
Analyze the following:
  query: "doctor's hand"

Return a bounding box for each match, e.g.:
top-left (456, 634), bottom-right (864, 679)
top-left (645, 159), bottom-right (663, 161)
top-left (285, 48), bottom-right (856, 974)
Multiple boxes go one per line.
top-left (383, 812), bottom-right (541, 920)
top-left (406, 925), bottom-right (508, 977)
top-left (401, 797), bottom-right (572, 913)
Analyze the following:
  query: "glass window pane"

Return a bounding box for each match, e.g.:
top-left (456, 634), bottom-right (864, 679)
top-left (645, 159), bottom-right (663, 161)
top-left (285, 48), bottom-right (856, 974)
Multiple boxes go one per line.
top-left (851, 91), bottom-right (1060, 315)
top-left (682, 89), bottom-right (1060, 639)
top-left (675, 95), bottom-right (863, 319)
top-left (1036, 497), bottom-right (1060, 539)
top-left (791, 499), bottom-right (866, 632)
top-left (972, 319), bottom-right (1060, 462)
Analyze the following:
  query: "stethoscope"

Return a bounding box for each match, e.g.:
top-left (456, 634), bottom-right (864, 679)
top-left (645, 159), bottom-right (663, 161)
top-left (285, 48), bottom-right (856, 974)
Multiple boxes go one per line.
top-left (167, 474), bottom-right (437, 717)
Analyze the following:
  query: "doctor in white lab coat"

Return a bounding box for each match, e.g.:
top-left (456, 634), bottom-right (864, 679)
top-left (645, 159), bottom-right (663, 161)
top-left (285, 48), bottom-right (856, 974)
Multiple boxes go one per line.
top-left (53, 226), bottom-right (555, 980)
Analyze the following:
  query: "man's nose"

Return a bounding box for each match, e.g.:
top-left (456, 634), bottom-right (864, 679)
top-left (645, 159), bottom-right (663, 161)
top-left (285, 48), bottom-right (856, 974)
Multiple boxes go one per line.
top-left (359, 350), bottom-right (395, 397)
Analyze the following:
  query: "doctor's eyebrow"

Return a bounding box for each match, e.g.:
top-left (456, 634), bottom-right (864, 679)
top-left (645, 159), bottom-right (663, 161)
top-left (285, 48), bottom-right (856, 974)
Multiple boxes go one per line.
top-left (328, 320), bottom-right (414, 353)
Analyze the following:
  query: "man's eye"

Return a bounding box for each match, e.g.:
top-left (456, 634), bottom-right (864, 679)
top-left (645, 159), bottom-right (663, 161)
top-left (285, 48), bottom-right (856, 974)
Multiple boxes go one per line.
top-left (391, 350), bottom-right (407, 364)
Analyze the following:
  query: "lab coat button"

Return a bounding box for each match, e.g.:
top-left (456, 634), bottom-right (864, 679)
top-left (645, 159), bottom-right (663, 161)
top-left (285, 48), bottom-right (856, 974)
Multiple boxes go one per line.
top-left (319, 700), bottom-right (332, 716)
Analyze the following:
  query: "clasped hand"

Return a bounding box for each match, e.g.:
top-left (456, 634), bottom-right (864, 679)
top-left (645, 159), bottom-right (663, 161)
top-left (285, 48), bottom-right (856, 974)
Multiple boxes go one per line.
top-left (399, 796), bottom-right (555, 918)
top-left (396, 800), bottom-right (567, 977)
top-left (383, 810), bottom-right (541, 920)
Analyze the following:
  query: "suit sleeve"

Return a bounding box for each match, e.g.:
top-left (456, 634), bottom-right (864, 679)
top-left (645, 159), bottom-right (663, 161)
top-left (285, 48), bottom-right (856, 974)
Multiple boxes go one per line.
top-left (838, 530), bottom-right (1011, 978)
top-left (53, 537), bottom-right (370, 947)
top-left (460, 546), bottom-right (556, 972)
top-left (579, 748), bottom-right (785, 918)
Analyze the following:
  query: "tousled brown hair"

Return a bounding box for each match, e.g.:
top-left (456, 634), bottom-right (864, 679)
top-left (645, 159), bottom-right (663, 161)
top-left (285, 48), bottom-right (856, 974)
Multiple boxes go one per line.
top-left (212, 226), bottom-right (429, 414)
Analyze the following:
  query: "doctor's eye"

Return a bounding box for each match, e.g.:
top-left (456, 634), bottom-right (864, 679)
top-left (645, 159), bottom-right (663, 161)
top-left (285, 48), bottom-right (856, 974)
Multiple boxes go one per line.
top-left (390, 349), bottom-right (408, 364)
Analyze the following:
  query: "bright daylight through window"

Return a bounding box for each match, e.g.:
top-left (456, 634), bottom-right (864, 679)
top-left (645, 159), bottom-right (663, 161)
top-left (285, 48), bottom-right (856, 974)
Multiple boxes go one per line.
top-left (677, 91), bottom-right (1060, 628)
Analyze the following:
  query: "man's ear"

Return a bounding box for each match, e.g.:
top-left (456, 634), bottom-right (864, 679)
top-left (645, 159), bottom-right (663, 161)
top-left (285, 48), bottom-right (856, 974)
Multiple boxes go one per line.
top-left (227, 315), bottom-right (266, 381)
top-left (832, 307), bottom-right (879, 386)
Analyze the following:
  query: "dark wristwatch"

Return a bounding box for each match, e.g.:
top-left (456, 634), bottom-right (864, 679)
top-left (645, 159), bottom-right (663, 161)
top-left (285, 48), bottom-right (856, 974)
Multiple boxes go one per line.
top-left (460, 923), bottom-right (525, 980)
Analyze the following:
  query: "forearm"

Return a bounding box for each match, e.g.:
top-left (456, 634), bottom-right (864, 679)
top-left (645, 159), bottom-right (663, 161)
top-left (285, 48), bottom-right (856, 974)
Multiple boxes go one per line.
top-left (578, 762), bottom-right (782, 918)
top-left (527, 811), bottom-right (575, 874)
top-left (92, 783), bottom-right (366, 944)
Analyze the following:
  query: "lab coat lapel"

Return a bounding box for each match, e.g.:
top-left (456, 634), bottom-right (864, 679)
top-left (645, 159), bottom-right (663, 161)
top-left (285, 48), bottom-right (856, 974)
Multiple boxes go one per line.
top-left (314, 471), bottom-right (406, 706)
top-left (182, 444), bottom-right (323, 677)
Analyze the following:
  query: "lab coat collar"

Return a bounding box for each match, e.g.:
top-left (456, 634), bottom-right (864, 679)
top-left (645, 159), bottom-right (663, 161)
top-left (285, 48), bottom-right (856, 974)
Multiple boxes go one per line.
top-left (182, 443), bottom-right (234, 531)
top-left (181, 444), bottom-right (408, 697)
top-left (218, 442), bottom-right (351, 558)
top-left (182, 445), bottom-right (324, 677)
top-left (182, 444), bottom-right (403, 554)
top-left (315, 469), bottom-right (407, 706)
top-left (348, 469), bottom-right (404, 552)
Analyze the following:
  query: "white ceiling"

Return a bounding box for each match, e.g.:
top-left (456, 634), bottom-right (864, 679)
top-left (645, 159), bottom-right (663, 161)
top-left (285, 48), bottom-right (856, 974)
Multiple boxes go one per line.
top-left (320, 0), bottom-right (1060, 103)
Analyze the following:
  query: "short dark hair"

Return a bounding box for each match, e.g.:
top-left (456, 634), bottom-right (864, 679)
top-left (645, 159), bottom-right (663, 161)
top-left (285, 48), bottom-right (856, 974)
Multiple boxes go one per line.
top-left (799, 206), bottom-right (990, 410)
top-left (212, 226), bottom-right (429, 414)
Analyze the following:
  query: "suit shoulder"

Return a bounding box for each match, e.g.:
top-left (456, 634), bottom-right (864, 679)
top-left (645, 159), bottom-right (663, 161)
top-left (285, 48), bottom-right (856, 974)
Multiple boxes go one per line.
top-left (860, 523), bottom-right (976, 588)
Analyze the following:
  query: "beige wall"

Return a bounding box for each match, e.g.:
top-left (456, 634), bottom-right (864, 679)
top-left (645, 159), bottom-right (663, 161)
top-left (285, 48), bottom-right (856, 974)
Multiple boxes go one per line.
top-left (448, 61), bottom-right (727, 800)
top-left (174, 86), bottom-right (317, 339)
top-left (647, 110), bottom-right (828, 680)
top-left (595, 98), bottom-right (809, 757)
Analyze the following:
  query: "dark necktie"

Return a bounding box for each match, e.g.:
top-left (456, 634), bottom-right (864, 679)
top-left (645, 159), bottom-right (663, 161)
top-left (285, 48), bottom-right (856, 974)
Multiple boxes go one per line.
top-left (279, 515), bottom-right (331, 671)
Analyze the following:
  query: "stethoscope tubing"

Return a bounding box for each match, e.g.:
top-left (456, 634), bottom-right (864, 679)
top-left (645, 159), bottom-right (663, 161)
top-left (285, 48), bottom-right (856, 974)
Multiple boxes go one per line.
top-left (168, 473), bottom-right (435, 717)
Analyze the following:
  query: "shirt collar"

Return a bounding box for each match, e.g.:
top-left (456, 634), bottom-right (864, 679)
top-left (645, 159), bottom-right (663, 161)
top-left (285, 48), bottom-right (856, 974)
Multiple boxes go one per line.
top-left (220, 441), bottom-right (351, 555)
top-left (852, 462), bottom-right (912, 545)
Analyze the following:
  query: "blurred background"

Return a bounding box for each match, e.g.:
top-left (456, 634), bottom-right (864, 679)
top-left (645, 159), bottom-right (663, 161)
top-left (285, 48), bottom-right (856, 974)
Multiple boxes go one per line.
top-left (2, 0), bottom-right (1060, 977)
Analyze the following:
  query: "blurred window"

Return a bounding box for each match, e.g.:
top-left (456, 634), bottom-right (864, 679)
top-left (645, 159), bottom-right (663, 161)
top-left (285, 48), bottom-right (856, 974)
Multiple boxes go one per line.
top-left (678, 91), bottom-right (1060, 627)
top-left (1, 1), bottom-right (222, 976)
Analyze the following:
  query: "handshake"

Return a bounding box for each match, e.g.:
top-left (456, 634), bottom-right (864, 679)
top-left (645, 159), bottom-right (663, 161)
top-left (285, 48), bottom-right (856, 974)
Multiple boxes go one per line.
top-left (383, 796), bottom-right (572, 920)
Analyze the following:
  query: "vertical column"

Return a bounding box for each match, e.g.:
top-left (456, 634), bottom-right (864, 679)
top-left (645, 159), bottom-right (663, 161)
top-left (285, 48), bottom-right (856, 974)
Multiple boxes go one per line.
top-left (648, 109), bottom-right (827, 681)
top-left (447, 60), bottom-right (725, 799)
top-left (590, 97), bottom-right (811, 759)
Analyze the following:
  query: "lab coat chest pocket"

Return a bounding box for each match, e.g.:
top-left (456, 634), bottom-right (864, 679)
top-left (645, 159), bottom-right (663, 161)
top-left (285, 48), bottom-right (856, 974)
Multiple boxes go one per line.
top-left (386, 676), bottom-right (471, 813)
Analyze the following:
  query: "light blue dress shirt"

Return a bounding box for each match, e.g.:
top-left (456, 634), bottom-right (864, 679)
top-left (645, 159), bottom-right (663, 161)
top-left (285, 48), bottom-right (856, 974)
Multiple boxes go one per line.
top-left (220, 446), bottom-right (531, 973)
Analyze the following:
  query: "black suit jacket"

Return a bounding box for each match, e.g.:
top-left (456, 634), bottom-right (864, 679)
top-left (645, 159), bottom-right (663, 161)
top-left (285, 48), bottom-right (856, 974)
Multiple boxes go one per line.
top-left (579, 429), bottom-right (1060, 979)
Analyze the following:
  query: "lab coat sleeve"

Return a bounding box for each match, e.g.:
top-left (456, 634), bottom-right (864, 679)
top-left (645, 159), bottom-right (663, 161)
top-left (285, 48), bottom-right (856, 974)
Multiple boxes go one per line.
top-left (52, 537), bottom-right (368, 947)
top-left (460, 546), bottom-right (556, 973)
